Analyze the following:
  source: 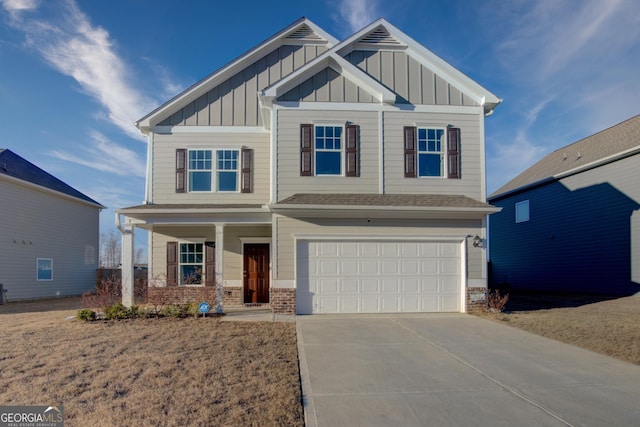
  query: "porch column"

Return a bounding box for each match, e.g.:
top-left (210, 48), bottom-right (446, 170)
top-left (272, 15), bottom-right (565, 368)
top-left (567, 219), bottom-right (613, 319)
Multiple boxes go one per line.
top-left (215, 223), bottom-right (224, 314)
top-left (121, 223), bottom-right (135, 307)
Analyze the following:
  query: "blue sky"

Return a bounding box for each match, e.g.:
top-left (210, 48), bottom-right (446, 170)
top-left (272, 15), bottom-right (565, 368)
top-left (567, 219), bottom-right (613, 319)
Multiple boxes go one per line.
top-left (1, 0), bottom-right (639, 243)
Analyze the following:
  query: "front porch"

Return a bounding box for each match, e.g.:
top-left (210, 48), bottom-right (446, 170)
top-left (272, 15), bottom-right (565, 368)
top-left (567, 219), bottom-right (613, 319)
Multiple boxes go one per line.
top-left (115, 204), bottom-right (293, 313)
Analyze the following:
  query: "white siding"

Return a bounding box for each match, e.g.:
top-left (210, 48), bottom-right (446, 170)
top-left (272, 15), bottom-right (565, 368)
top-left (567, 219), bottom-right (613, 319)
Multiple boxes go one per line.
top-left (0, 179), bottom-right (99, 300)
top-left (151, 131), bottom-right (270, 204)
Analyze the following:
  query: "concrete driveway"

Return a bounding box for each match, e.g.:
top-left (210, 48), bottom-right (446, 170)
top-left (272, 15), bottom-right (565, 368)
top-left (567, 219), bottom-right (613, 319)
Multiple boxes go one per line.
top-left (296, 314), bottom-right (640, 427)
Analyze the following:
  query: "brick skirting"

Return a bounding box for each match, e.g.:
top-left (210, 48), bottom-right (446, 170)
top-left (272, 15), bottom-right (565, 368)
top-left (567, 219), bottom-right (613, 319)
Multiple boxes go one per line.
top-left (466, 287), bottom-right (487, 313)
top-left (148, 287), bottom-right (217, 306)
top-left (270, 288), bottom-right (296, 314)
top-left (222, 287), bottom-right (243, 307)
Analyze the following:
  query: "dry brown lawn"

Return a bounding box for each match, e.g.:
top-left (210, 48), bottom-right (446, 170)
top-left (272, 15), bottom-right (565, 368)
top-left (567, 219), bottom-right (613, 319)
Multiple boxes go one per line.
top-left (478, 292), bottom-right (640, 365)
top-left (0, 298), bottom-right (303, 426)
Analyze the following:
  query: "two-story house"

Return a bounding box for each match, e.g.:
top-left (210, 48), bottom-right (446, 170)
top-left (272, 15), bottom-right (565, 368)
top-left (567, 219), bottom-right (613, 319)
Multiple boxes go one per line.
top-left (116, 18), bottom-right (501, 314)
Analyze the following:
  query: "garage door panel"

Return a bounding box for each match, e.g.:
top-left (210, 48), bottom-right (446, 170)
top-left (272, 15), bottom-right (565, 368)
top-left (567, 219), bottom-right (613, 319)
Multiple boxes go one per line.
top-left (297, 240), bottom-right (462, 314)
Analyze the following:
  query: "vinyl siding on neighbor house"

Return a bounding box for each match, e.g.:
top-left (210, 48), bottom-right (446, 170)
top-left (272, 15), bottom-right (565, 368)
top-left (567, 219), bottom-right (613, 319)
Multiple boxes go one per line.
top-left (274, 216), bottom-right (485, 282)
top-left (0, 179), bottom-right (99, 300)
top-left (159, 44), bottom-right (328, 127)
top-left (150, 131), bottom-right (270, 204)
top-left (490, 153), bottom-right (640, 294)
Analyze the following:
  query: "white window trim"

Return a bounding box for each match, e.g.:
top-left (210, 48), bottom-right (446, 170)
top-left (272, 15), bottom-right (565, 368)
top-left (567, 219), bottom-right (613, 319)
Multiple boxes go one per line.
top-left (515, 200), bottom-right (530, 223)
top-left (178, 241), bottom-right (205, 286)
top-left (417, 126), bottom-right (447, 178)
top-left (36, 258), bottom-right (53, 281)
top-left (187, 148), bottom-right (240, 193)
top-left (314, 124), bottom-right (345, 177)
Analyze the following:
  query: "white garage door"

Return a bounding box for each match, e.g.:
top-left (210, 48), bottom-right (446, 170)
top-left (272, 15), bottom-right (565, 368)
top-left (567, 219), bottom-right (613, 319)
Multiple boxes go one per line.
top-left (296, 240), bottom-right (462, 314)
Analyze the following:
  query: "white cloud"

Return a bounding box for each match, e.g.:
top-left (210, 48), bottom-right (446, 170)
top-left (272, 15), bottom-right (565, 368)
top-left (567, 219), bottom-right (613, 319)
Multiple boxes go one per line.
top-left (333, 0), bottom-right (379, 33)
top-left (50, 131), bottom-right (146, 178)
top-left (3, 0), bottom-right (156, 140)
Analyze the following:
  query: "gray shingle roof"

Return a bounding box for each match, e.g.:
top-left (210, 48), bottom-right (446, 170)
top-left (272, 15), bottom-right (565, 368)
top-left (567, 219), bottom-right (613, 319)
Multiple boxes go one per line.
top-left (0, 149), bottom-right (103, 207)
top-left (277, 193), bottom-right (494, 209)
top-left (490, 114), bottom-right (640, 200)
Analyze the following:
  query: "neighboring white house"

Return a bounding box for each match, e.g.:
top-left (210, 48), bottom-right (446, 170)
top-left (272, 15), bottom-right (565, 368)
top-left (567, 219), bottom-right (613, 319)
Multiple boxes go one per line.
top-left (0, 149), bottom-right (104, 301)
top-left (117, 18), bottom-right (502, 314)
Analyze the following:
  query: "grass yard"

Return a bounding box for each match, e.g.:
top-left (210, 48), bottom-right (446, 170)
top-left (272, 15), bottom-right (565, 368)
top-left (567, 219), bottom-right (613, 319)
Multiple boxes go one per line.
top-left (478, 292), bottom-right (640, 365)
top-left (0, 298), bottom-right (304, 426)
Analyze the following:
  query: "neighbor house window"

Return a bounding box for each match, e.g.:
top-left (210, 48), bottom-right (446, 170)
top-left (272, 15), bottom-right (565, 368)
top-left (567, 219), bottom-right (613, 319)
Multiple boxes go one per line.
top-left (188, 149), bottom-right (239, 192)
top-left (515, 200), bottom-right (530, 223)
top-left (315, 125), bottom-right (342, 175)
top-left (180, 243), bottom-right (203, 285)
top-left (37, 258), bottom-right (53, 281)
top-left (417, 128), bottom-right (445, 177)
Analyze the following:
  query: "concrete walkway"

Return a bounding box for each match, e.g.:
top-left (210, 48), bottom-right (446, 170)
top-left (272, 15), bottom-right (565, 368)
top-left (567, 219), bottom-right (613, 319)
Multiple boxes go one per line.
top-left (296, 314), bottom-right (640, 427)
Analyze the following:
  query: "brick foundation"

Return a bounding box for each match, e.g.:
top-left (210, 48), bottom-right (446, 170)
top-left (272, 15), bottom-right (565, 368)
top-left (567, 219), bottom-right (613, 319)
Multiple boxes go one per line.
top-left (222, 287), bottom-right (243, 307)
top-left (270, 288), bottom-right (296, 315)
top-left (148, 287), bottom-right (217, 305)
top-left (466, 287), bottom-right (487, 313)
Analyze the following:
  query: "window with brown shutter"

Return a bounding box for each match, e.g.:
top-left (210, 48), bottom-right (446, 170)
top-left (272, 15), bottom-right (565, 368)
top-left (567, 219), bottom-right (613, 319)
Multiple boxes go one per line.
top-left (447, 127), bottom-right (461, 179)
top-left (404, 126), bottom-right (417, 178)
top-left (345, 124), bottom-right (359, 177)
top-left (300, 124), bottom-right (313, 176)
top-left (166, 241), bottom-right (178, 286)
top-left (175, 149), bottom-right (187, 193)
top-left (241, 148), bottom-right (253, 193)
top-left (205, 242), bottom-right (215, 286)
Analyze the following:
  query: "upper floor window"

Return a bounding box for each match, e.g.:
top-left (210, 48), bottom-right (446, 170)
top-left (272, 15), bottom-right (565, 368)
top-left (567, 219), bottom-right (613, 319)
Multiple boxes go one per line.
top-left (315, 125), bottom-right (343, 175)
top-left (404, 126), bottom-right (461, 179)
top-left (187, 149), bottom-right (238, 192)
top-left (515, 200), bottom-right (530, 223)
top-left (417, 128), bottom-right (445, 177)
top-left (300, 123), bottom-right (359, 177)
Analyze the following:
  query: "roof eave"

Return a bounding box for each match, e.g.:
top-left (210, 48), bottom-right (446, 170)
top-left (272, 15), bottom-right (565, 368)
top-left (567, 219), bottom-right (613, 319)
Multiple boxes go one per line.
top-left (269, 203), bottom-right (501, 219)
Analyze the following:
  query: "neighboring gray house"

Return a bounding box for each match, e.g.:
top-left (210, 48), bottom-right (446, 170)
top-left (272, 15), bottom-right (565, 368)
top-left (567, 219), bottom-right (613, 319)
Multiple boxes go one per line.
top-left (0, 149), bottom-right (104, 301)
top-left (117, 18), bottom-right (502, 314)
top-left (489, 115), bottom-right (640, 295)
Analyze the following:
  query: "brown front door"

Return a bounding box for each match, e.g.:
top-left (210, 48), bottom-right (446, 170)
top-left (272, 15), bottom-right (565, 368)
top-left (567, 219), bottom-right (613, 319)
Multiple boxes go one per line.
top-left (244, 243), bottom-right (269, 304)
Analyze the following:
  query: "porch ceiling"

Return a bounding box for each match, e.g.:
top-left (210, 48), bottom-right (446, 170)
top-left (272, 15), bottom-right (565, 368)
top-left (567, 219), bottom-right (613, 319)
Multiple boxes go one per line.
top-left (116, 204), bottom-right (272, 228)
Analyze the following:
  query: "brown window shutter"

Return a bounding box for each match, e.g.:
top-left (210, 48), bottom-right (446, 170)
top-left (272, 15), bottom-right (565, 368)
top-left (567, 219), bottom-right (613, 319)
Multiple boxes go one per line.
top-left (241, 148), bottom-right (253, 193)
top-left (205, 242), bottom-right (215, 286)
top-left (404, 126), bottom-right (417, 178)
top-left (300, 124), bottom-right (314, 176)
top-left (176, 149), bottom-right (187, 193)
top-left (167, 241), bottom-right (179, 286)
top-left (447, 127), bottom-right (461, 179)
top-left (345, 124), bottom-right (359, 177)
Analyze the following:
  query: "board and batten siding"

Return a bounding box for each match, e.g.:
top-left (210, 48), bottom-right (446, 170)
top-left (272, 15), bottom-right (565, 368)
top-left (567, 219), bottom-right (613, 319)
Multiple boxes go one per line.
top-left (275, 216), bottom-right (485, 282)
top-left (159, 44), bottom-right (327, 127)
top-left (0, 179), bottom-right (99, 300)
top-left (383, 110), bottom-right (483, 199)
top-left (345, 50), bottom-right (479, 106)
top-left (278, 67), bottom-right (376, 103)
top-left (276, 109), bottom-right (380, 201)
top-left (151, 132), bottom-right (270, 205)
top-left (150, 225), bottom-right (271, 286)
top-left (490, 153), bottom-right (640, 294)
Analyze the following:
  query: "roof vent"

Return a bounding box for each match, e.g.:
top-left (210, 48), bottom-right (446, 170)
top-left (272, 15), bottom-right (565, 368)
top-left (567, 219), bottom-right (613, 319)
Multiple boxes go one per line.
top-left (285, 24), bottom-right (324, 41)
top-left (576, 152), bottom-right (582, 160)
top-left (358, 26), bottom-right (403, 46)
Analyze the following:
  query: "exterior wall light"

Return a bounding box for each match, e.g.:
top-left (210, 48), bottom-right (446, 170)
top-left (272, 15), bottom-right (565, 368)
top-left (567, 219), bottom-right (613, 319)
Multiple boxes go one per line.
top-left (472, 235), bottom-right (483, 248)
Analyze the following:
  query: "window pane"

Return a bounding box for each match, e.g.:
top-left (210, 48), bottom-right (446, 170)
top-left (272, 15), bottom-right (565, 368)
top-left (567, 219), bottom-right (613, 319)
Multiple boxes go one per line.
top-left (418, 153), bottom-right (442, 177)
top-left (181, 265), bottom-right (202, 284)
top-left (217, 171), bottom-right (238, 191)
top-left (189, 171), bottom-right (211, 191)
top-left (37, 258), bottom-right (53, 281)
top-left (516, 200), bottom-right (530, 223)
top-left (316, 151), bottom-right (341, 175)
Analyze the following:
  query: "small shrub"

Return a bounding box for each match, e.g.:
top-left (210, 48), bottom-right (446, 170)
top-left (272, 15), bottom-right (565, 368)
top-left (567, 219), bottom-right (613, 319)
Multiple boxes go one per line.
top-left (160, 304), bottom-right (184, 318)
top-left (104, 303), bottom-right (129, 320)
top-left (487, 289), bottom-right (509, 313)
top-left (77, 308), bottom-right (97, 321)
